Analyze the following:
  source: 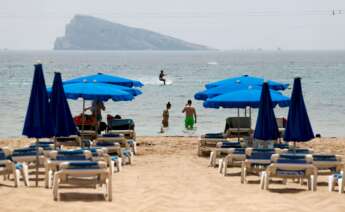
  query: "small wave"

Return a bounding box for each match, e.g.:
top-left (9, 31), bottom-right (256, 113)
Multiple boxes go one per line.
top-left (138, 76), bottom-right (173, 85)
top-left (207, 61), bottom-right (218, 65)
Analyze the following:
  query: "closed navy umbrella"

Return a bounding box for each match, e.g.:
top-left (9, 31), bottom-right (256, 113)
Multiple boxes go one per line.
top-left (284, 77), bottom-right (314, 148)
top-left (50, 72), bottom-right (78, 138)
top-left (22, 63), bottom-right (53, 186)
top-left (254, 82), bottom-right (279, 144)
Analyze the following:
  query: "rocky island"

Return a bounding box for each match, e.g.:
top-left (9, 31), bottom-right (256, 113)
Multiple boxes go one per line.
top-left (54, 15), bottom-right (210, 50)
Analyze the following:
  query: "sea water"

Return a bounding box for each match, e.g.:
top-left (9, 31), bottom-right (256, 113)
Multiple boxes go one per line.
top-left (0, 50), bottom-right (344, 138)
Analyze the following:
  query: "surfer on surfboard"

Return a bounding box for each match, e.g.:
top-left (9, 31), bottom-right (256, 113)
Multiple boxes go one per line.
top-left (159, 70), bottom-right (167, 85)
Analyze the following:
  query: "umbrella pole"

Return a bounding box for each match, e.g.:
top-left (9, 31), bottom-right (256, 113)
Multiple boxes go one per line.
top-left (237, 108), bottom-right (240, 142)
top-left (35, 138), bottom-right (39, 187)
top-left (81, 99), bottom-right (85, 146)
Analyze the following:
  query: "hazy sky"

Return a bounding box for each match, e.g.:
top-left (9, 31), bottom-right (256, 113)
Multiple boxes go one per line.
top-left (1, 0), bottom-right (345, 50)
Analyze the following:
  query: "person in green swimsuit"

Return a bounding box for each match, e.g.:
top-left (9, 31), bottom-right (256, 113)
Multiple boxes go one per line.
top-left (182, 99), bottom-right (197, 130)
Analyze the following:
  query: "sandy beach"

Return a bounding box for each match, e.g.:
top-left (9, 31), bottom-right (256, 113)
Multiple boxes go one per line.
top-left (0, 136), bottom-right (345, 212)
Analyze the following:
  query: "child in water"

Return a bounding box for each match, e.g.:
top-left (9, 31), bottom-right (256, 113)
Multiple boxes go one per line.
top-left (162, 102), bottom-right (171, 128)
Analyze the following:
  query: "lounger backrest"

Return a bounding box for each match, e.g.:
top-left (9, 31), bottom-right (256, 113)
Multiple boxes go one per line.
top-left (216, 141), bottom-right (241, 148)
top-left (276, 117), bottom-right (286, 128)
top-left (49, 150), bottom-right (92, 160)
top-left (12, 147), bottom-right (43, 156)
top-left (312, 154), bottom-right (339, 162)
top-left (95, 141), bottom-right (120, 147)
top-left (287, 149), bottom-right (312, 154)
top-left (204, 133), bottom-right (224, 139)
top-left (225, 117), bottom-right (251, 132)
top-left (273, 143), bottom-right (289, 149)
top-left (60, 161), bottom-right (107, 169)
top-left (107, 119), bottom-right (135, 130)
top-left (0, 148), bottom-right (11, 158)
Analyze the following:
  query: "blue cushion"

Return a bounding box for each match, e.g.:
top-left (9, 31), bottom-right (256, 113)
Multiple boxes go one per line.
top-left (274, 143), bottom-right (289, 149)
top-left (280, 154), bottom-right (306, 160)
top-left (287, 149), bottom-right (311, 154)
top-left (220, 142), bottom-right (241, 148)
top-left (58, 149), bottom-right (84, 155)
top-left (277, 159), bottom-right (307, 164)
top-left (12, 151), bottom-right (39, 156)
top-left (67, 161), bottom-right (100, 169)
top-left (334, 173), bottom-right (343, 179)
top-left (56, 155), bottom-right (88, 161)
top-left (0, 152), bottom-right (7, 160)
top-left (249, 152), bottom-right (273, 160)
top-left (96, 142), bottom-right (118, 147)
top-left (234, 148), bottom-right (246, 154)
top-left (276, 169), bottom-right (305, 177)
top-left (204, 133), bottom-right (224, 139)
top-left (15, 163), bottom-right (23, 170)
top-left (127, 140), bottom-right (135, 145)
top-left (110, 156), bottom-right (119, 161)
top-left (313, 154), bottom-right (337, 161)
top-left (102, 133), bottom-right (121, 138)
top-left (252, 148), bottom-right (275, 153)
top-left (123, 149), bottom-right (132, 157)
top-left (13, 147), bottom-right (36, 152)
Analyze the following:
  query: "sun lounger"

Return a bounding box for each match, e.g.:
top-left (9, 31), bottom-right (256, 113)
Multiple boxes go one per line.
top-left (44, 149), bottom-right (93, 188)
top-left (55, 135), bottom-right (82, 147)
top-left (312, 154), bottom-right (342, 173)
top-left (219, 147), bottom-right (246, 175)
top-left (52, 161), bottom-right (112, 201)
top-left (85, 147), bottom-right (122, 173)
top-left (107, 118), bottom-right (137, 154)
top-left (198, 133), bottom-right (228, 156)
top-left (241, 149), bottom-right (276, 183)
top-left (96, 134), bottom-right (133, 165)
top-left (208, 141), bottom-right (242, 167)
top-left (11, 147), bottom-right (45, 165)
top-left (0, 148), bottom-right (29, 187)
top-left (261, 153), bottom-right (317, 191)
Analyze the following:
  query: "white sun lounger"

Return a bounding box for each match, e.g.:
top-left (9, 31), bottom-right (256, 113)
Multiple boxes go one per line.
top-left (0, 148), bottom-right (29, 187)
top-left (45, 149), bottom-right (93, 188)
top-left (52, 161), bottom-right (112, 201)
top-left (261, 154), bottom-right (317, 191)
top-left (208, 141), bottom-right (242, 167)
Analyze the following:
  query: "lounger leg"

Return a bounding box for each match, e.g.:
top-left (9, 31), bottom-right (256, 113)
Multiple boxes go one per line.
top-left (117, 158), bottom-right (122, 172)
top-left (241, 164), bottom-right (246, 184)
top-left (14, 170), bottom-right (20, 187)
top-left (208, 151), bottom-right (214, 167)
top-left (132, 141), bottom-right (137, 155)
top-left (338, 178), bottom-right (344, 194)
top-left (260, 171), bottom-right (266, 190)
top-left (218, 159), bottom-right (223, 174)
top-left (282, 178), bottom-right (287, 185)
top-left (264, 174), bottom-right (269, 190)
top-left (52, 173), bottom-right (59, 201)
top-left (22, 164), bottom-right (29, 186)
top-left (328, 175), bottom-right (335, 192)
top-left (108, 175), bottom-right (112, 201)
top-left (223, 157), bottom-right (228, 176)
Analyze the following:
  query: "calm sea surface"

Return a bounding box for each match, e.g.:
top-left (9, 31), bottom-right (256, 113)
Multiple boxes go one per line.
top-left (0, 50), bottom-right (344, 138)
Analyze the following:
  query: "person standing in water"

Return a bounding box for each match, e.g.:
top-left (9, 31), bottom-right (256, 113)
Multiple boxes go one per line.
top-left (182, 99), bottom-right (197, 130)
top-left (162, 102), bottom-right (171, 128)
top-left (159, 70), bottom-right (166, 85)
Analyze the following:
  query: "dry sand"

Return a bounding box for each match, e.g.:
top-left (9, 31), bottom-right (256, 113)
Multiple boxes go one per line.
top-left (0, 136), bottom-right (345, 212)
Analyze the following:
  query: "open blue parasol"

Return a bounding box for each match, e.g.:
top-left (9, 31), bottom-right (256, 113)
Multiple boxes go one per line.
top-left (205, 75), bottom-right (289, 91)
top-left (203, 86), bottom-right (290, 109)
top-left (63, 73), bottom-right (144, 88)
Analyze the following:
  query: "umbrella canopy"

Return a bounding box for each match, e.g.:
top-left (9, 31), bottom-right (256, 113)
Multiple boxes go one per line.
top-left (23, 64), bottom-right (53, 138)
top-left (50, 72), bottom-right (78, 137)
top-left (254, 82), bottom-right (279, 140)
top-left (64, 73), bottom-right (144, 88)
top-left (203, 86), bottom-right (290, 109)
top-left (195, 83), bottom-right (261, 101)
top-left (205, 75), bottom-right (289, 91)
top-left (48, 82), bottom-right (134, 102)
top-left (284, 77), bottom-right (314, 142)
